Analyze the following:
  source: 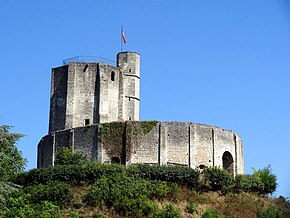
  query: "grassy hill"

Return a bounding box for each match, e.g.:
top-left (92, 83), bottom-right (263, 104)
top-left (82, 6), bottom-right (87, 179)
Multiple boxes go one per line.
top-left (1, 162), bottom-right (289, 218)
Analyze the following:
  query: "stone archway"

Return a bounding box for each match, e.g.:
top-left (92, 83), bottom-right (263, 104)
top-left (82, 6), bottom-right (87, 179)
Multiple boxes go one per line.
top-left (222, 151), bottom-right (234, 174)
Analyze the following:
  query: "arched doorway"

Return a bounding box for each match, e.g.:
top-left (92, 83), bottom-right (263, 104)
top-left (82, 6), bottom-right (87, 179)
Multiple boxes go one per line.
top-left (222, 151), bottom-right (234, 174)
top-left (111, 156), bottom-right (121, 164)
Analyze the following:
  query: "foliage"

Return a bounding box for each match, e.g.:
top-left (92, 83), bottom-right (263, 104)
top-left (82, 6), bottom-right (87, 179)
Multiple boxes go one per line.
top-left (0, 181), bottom-right (20, 216)
top-left (152, 204), bottom-right (181, 218)
top-left (253, 165), bottom-right (277, 195)
top-left (234, 174), bottom-right (264, 193)
top-left (274, 196), bottom-right (290, 217)
top-left (68, 209), bottom-right (87, 218)
top-left (99, 121), bottom-right (159, 163)
top-left (186, 200), bottom-right (198, 214)
top-left (10, 162), bottom-right (125, 186)
top-left (85, 173), bottom-right (176, 217)
top-left (204, 167), bottom-right (234, 193)
top-left (127, 164), bottom-right (200, 187)
top-left (5, 195), bottom-right (61, 218)
top-left (25, 181), bottom-right (73, 208)
top-left (99, 122), bottom-right (124, 160)
top-left (55, 147), bottom-right (88, 166)
top-left (256, 207), bottom-right (280, 218)
top-left (140, 120), bottom-right (159, 134)
top-left (202, 208), bottom-right (221, 218)
top-left (0, 125), bottom-right (26, 180)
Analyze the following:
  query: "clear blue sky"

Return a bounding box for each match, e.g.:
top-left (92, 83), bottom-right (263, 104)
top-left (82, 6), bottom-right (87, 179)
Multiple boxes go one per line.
top-left (1, 1), bottom-right (289, 197)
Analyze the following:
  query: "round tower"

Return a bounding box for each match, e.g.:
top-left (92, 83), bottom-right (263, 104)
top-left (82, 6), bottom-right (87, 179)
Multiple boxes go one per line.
top-left (117, 52), bottom-right (140, 121)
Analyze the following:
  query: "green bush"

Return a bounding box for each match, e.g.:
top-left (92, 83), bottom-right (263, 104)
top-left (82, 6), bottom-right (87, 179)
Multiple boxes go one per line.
top-left (202, 208), bottom-right (221, 218)
top-left (68, 209), bottom-right (87, 218)
top-left (274, 196), bottom-right (290, 217)
top-left (5, 200), bottom-right (61, 218)
top-left (10, 163), bottom-right (125, 186)
top-left (127, 164), bottom-right (200, 187)
top-left (84, 173), bottom-right (177, 217)
top-left (253, 166), bottom-right (277, 195)
top-left (153, 204), bottom-right (181, 218)
top-left (55, 147), bottom-right (88, 166)
top-left (256, 207), bottom-right (280, 218)
top-left (186, 200), bottom-right (197, 214)
top-left (204, 167), bottom-right (234, 193)
top-left (235, 174), bottom-right (264, 193)
top-left (25, 181), bottom-right (73, 208)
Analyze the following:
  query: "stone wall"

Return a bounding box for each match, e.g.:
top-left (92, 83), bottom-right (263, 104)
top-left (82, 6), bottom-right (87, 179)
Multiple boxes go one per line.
top-left (49, 66), bottom-right (68, 133)
top-left (48, 52), bottom-right (140, 134)
top-left (38, 121), bottom-right (244, 175)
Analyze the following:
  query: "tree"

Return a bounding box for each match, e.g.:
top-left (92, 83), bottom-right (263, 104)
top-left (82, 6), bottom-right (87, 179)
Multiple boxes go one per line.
top-left (253, 165), bottom-right (277, 195)
top-left (0, 125), bottom-right (26, 181)
top-left (55, 147), bottom-right (88, 166)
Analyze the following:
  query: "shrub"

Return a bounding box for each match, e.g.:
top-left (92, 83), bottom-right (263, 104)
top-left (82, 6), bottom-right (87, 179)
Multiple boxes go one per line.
top-left (25, 181), bottom-right (73, 208)
top-left (10, 163), bottom-right (125, 186)
top-left (253, 165), bottom-right (277, 195)
top-left (68, 209), bottom-right (87, 218)
top-left (153, 204), bottom-right (181, 218)
top-left (202, 208), bottom-right (221, 218)
top-left (256, 207), bottom-right (280, 218)
top-left (5, 199), bottom-right (61, 218)
top-left (204, 167), bottom-right (234, 193)
top-left (186, 200), bottom-right (198, 214)
top-left (274, 196), bottom-right (290, 217)
top-left (127, 164), bottom-right (200, 187)
top-left (55, 147), bottom-right (88, 166)
top-left (84, 173), bottom-right (176, 217)
top-left (235, 174), bottom-right (264, 193)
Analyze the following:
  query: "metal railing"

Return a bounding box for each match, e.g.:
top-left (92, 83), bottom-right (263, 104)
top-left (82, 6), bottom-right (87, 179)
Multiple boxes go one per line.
top-left (63, 56), bottom-right (115, 66)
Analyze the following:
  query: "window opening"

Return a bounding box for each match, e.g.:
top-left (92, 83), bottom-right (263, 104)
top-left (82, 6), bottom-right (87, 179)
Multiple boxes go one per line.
top-left (85, 119), bottom-right (90, 126)
top-left (111, 71), bottom-right (115, 81)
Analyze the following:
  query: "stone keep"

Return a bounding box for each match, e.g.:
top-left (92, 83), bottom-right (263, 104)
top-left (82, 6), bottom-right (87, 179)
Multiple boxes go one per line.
top-left (49, 51), bottom-right (140, 133)
top-left (38, 51), bottom-right (244, 176)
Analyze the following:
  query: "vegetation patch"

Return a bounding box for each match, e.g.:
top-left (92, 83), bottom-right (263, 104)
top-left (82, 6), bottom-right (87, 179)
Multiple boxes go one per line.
top-left (99, 121), bottom-right (159, 163)
top-left (99, 122), bottom-right (125, 161)
top-left (127, 164), bottom-right (200, 187)
top-left (140, 120), bottom-right (159, 135)
top-left (85, 173), bottom-right (175, 217)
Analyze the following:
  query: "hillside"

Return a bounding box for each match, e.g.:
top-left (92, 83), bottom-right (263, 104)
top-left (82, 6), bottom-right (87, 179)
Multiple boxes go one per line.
top-left (2, 162), bottom-right (289, 218)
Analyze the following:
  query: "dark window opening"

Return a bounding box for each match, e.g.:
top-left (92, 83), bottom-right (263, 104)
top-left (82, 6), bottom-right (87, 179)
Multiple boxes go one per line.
top-left (85, 119), bottom-right (90, 126)
top-left (222, 151), bottom-right (234, 174)
top-left (111, 156), bottom-right (120, 164)
top-left (129, 69), bottom-right (132, 72)
top-left (129, 117), bottom-right (132, 120)
top-left (111, 71), bottom-right (115, 81)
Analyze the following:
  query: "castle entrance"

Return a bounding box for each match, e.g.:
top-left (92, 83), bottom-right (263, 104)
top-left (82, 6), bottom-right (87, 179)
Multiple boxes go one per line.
top-left (222, 151), bottom-right (234, 174)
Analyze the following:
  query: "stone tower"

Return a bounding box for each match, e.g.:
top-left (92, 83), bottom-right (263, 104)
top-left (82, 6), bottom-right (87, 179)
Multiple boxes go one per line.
top-left (38, 51), bottom-right (244, 175)
top-left (48, 51), bottom-right (140, 134)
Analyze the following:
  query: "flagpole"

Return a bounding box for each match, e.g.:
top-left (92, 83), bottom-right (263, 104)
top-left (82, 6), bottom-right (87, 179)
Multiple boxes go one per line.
top-left (121, 26), bottom-right (123, 52)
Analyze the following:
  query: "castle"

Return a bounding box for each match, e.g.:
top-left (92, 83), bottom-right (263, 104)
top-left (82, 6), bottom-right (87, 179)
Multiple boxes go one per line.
top-left (37, 51), bottom-right (244, 175)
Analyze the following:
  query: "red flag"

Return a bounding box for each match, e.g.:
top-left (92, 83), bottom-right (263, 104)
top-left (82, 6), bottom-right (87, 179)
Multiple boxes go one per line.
top-left (122, 27), bottom-right (127, 44)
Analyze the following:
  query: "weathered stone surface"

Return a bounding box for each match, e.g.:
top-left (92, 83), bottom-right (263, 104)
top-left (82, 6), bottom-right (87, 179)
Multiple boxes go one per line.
top-left (48, 52), bottom-right (140, 134)
top-left (37, 122), bottom-right (244, 175)
top-left (38, 51), bottom-right (244, 175)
